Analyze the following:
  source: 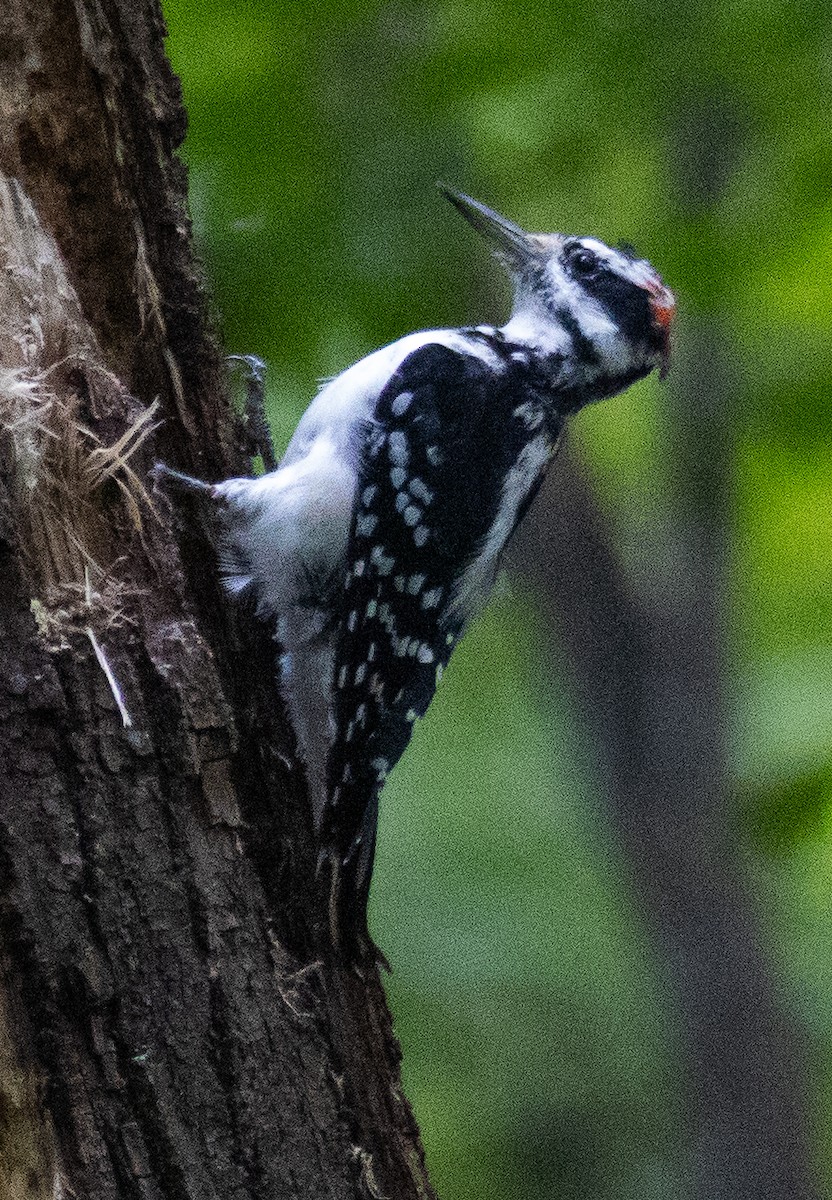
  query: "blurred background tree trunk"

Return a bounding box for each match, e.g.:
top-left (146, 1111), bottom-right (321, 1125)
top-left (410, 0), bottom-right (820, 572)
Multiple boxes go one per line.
top-left (511, 88), bottom-right (821, 1200)
top-left (514, 449), bottom-right (819, 1199)
top-left (0, 4), bottom-right (433, 1198)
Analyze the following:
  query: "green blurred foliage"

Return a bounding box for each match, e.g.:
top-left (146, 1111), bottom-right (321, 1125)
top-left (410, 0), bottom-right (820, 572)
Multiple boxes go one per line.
top-left (162, 1), bottom-right (832, 1194)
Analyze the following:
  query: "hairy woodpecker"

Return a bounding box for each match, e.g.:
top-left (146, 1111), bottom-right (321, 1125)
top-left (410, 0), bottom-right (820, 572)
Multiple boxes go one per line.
top-left (159, 187), bottom-right (675, 958)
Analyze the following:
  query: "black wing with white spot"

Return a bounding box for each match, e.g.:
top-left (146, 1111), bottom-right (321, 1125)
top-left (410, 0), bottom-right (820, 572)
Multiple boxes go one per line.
top-left (320, 340), bottom-right (558, 933)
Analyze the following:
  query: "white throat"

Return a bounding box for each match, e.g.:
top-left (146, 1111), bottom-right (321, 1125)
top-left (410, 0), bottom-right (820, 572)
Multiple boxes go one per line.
top-left (500, 306), bottom-right (572, 359)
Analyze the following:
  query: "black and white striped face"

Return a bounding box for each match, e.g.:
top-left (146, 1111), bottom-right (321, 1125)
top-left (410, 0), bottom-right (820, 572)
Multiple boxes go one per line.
top-left (530, 233), bottom-right (675, 385)
top-left (440, 186), bottom-right (675, 394)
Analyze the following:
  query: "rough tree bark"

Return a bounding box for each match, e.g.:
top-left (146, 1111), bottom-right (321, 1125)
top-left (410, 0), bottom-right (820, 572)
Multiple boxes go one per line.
top-left (0, 4), bottom-right (433, 1198)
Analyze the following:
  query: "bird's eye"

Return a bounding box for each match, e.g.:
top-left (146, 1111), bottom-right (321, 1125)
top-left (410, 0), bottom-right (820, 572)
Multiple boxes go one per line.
top-left (569, 247), bottom-right (599, 276)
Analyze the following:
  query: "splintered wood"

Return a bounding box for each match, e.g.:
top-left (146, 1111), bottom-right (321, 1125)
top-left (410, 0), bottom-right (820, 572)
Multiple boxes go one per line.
top-left (0, 175), bottom-right (156, 602)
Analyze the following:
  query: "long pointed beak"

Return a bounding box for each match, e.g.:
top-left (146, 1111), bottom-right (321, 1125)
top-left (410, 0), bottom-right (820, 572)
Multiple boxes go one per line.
top-left (438, 184), bottom-right (542, 271)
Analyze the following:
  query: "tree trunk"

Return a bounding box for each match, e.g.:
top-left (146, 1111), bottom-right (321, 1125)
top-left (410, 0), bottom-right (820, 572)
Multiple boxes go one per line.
top-left (0, 4), bottom-right (433, 1198)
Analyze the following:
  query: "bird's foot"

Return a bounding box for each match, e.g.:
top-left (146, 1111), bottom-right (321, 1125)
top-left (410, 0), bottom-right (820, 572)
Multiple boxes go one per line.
top-left (227, 354), bottom-right (276, 472)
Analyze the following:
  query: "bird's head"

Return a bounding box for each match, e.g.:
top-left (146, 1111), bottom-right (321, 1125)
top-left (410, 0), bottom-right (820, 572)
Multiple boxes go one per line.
top-left (440, 185), bottom-right (675, 401)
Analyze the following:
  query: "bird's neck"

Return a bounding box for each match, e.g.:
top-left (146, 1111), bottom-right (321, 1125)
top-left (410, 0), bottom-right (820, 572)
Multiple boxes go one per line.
top-left (500, 299), bottom-right (648, 413)
top-left (500, 307), bottom-right (572, 362)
